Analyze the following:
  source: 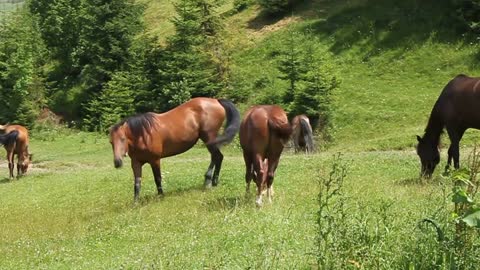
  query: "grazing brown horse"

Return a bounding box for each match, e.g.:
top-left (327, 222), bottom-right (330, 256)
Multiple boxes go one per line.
top-left (109, 97), bottom-right (240, 201)
top-left (417, 74), bottom-right (480, 177)
top-left (0, 124), bottom-right (31, 179)
top-left (240, 105), bottom-right (292, 206)
top-left (291, 114), bottom-right (314, 153)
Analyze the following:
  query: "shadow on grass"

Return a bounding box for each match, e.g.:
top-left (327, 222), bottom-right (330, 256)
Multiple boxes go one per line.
top-left (205, 192), bottom-right (255, 211)
top-left (125, 183), bottom-right (212, 208)
top-left (245, 0), bottom-right (327, 31)
top-left (0, 177), bottom-right (11, 184)
top-left (299, 0), bottom-right (473, 63)
top-left (395, 177), bottom-right (429, 186)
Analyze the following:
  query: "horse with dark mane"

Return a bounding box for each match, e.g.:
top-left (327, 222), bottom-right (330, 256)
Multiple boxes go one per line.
top-left (291, 114), bottom-right (314, 153)
top-left (109, 97), bottom-right (240, 201)
top-left (417, 74), bottom-right (480, 177)
top-left (0, 124), bottom-right (32, 179)
top-left (240, 105), bottom-right (292, 206)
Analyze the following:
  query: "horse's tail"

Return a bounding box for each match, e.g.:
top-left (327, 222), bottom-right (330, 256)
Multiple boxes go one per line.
top-left (210, 99), bottom-right (241, 147)
top-left (300, 118), bottom-right (314, 152)
top-left (0, 130), bottom-right (19, 146)
top-left (268, 118), bottom-right (292, 142)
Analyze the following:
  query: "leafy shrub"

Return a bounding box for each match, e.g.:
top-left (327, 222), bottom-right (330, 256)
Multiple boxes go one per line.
top-left (454, 0), bottom-right (480, 32)
top-left (257, 0), bottom-right (292, 14)
top-left (417, 147), bottom-right (480, 269)
top-left (233, 0), bottom-right (252, 12)
top-left (0, 9), bottom-right (46, 127)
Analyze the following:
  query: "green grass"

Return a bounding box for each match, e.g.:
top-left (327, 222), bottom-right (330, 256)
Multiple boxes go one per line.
top-left (0, 130), bottom-right (460, 268)
top-left (3, 0), bottom-right (480, 268)
top-left (225, 0), bottom-right (480, 151)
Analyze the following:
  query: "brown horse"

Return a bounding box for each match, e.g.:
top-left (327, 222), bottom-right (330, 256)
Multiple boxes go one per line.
top-left (291, 114), bottom-right (314, 153)
top-left (0, 124), bottom-right (31, 179)
top-left (417, 74), bottom-right (480, 177)
top-left (240, 105), bottom-right (292, 206)
top-left (109, 97), bottom-right (240, 201)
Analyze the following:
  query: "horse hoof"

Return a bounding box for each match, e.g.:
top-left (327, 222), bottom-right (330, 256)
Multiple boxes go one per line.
top-left (204, 181), bottom-right (213, 189)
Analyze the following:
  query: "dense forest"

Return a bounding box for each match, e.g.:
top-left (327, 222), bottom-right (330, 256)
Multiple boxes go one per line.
top-left (0, 0), bottom-right (479, 138)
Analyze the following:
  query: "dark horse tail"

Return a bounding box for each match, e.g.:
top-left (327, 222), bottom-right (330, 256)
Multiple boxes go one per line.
top-left (300, 118), bottom-right (314, 152)
top-left (268, 118), bottom-right (292, 142)
top-left (209, 99), bottom-right (241, 147)
top-left (0, 130), bottom-right (19, 146)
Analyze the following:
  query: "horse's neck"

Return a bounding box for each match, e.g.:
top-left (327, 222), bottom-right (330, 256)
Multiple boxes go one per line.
top-left (424, 108), bottom-right (444, 146)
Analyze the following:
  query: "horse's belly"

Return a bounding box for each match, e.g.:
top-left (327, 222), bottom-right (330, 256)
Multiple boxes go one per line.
top-left (161, 139), bottom-right (198, 158)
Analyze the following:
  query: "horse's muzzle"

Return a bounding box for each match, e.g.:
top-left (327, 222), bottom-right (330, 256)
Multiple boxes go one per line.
top-left (114, 159), bottom-right (123, 168)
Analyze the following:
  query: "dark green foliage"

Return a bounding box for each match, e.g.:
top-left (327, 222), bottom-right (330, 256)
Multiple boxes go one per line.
top-left (233, 0), bottom-right (252, 12)
top-left (454, 0), bottom-right (480, 32)
top-left (257, 0), bottom-right (292, 14)
top-left (29, 0), bottom-right (80, 74)
top-left (0, 9), bottom-right (46, 127)
top-left (83, 71), bottom-right (138, 132)
top-left (277, 32), bottom-right (305, 105)
top-left (275, 31), bottom-right (339, 140)
top-left (143, 0), bottom-right (225, 112)
top-left (29, 0), bottom-right (144, 130)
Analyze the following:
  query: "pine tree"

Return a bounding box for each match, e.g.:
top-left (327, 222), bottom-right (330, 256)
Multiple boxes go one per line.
top-left (0, 9), bottom-right (46, 126)
top-left (146, 0), bottom-right (224, 112)
top-left (277, 31), bottom-right (305, 106)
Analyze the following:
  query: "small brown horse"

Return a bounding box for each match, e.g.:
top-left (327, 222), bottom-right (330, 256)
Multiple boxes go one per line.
top-left (417, 74), bottom-right (480, 177)
top-left (291, 115), bottom-right (314, 153)
top-left (240, 105), bottom-right (292, 206)
top-left (0, 124), bottom-right (31, 179)
top-left (109, 97), bottom-right (240, 201)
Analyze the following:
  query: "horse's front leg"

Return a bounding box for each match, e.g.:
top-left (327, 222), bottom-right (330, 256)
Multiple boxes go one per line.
top-left (447, 127), bottom-right (465, 171)
top-left (131, 160), bottom-right (143, 202)
top-left (150, 159), bottom-right (163, 195)
top-left (445, 145), bottom-right (454, 173)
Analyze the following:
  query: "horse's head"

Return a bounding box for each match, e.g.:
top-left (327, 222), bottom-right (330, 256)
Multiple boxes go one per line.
top-left (110, 123), bottom-right (129, 168)
top-left (416, 135), bottom-right (440, 177)
top-left (18, 152), bottom-right (32, 175)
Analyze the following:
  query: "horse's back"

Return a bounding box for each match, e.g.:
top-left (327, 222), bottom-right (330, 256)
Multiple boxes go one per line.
top-left (3, 125), bottom-right (29, 144)
top-left (163, 97), bottom-right (225, 131)
top-left (240, 106), bottom-right (270, 145)
top-left (439, 75), bottom-right (480, 128)
top-left (240, 105), bottom-right (290, 156)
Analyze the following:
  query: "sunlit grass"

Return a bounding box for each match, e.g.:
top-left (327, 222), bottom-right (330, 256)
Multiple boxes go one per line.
top-left (0, 131), bottom-right (455, 268)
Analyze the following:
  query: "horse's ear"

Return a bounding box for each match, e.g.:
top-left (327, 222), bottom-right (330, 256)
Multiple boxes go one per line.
top-left (416, 135), bottom-right (422, 142)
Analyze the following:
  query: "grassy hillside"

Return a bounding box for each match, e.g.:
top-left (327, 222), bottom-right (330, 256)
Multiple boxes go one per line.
top-left (1, 0), bottom-right (480, 268)
top-left (137, 0), bottom-right (480, 151)
top-left (226, 0), bottom-right (480, 151)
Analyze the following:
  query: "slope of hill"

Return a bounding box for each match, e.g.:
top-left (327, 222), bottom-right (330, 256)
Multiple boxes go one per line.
top-left (141, 0), bottom-right (480, 151)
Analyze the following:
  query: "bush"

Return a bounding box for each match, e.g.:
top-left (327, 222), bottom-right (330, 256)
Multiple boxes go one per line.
top-left (257, 0), bottom-right (292, 14)
top-left (454, 0), bottom-right (480, 32)
top-left (233, 0), bottom-right (253, 12)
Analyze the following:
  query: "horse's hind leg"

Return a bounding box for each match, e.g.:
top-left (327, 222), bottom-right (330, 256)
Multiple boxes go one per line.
top-left (150, 159), bottom-right (163, 195)
top-left (243, 151), bottom-right (254, 193)
top-left (131, 160), bottom-right (143, 202)
top-left (203, 144), bottom-right (223, 188)
top-left (6, 148), bottom-right (14, 179)
top-left (254, 154), bottom-right (267, 207)
top-left (266, 157), bottom-right (280, 204)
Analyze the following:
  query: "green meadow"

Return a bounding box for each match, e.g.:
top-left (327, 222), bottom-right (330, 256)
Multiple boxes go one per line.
top-left (0, 131), bottom-right (439, 269)
top-left (2, 0), bottom-right (480, 268)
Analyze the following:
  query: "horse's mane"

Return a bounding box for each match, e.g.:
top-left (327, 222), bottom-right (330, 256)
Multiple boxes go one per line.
top-left (112, 113), bottom-right (157, 138)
